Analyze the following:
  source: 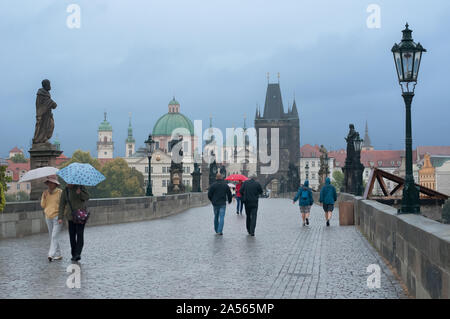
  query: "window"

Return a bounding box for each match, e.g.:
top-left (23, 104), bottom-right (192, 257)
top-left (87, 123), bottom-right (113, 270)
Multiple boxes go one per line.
top-left (378, 161), bottom-right (383, 166)
top-left (27, 184), bottom-right (30, 190)
top-left (162, 167), bottom-right (166, 173)
top-left (17, 184), bottom-right (20, 190)
top-left (311, 161), bottom-right (315, 167)
top-left (128, 144), bottom-right (132, 149)
top-left (104, 152), bottom-right (107, 155)
top-left (128, 150), bottom-right (132, 157)
top-left (162, 180), bottom-right (166, 187)
top-left (145, 166), bottom-right (149, 173)
top-left (312, 173), bottom-right (316, 179)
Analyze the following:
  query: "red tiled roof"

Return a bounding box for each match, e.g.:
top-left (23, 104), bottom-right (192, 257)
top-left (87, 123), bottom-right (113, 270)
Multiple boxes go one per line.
top-left (300, 144), bottom-right (321, 158)
top-left (55, 154), bottom-right (70, 166)
top-left (9, 147), bottom-right (22, 154)
top-left (6, 160), bottom-right (30, 182)
top-left (416, 146), bottom-right (450, 159)
top-left (328, 150), bottom-right (405, 168)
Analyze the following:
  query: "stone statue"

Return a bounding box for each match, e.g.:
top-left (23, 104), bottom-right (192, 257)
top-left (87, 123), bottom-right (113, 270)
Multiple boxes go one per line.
top-left (345, 124), bottom-right (357, 162)
top-left (318, 145), bottom-right (329, 189)
top-left (167, 137), bottom-right (185, 194)
top-left (33, 79), bottom-right (58, 145)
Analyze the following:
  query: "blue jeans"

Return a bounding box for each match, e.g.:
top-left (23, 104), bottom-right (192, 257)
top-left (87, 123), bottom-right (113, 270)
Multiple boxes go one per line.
top-left (236, 196), bottom-right (243, 213)
top-left (213, 205), bottom-right (226, 234)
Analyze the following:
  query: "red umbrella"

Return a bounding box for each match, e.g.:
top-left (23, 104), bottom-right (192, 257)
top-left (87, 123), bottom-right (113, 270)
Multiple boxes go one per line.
top-left (225, 174), bottom-right (248, 182)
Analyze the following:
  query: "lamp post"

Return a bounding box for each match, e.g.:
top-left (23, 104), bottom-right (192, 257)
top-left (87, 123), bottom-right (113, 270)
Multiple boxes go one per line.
top-left (145, 134), bottom-right (155, 196)
top-left (392, 23), bottom-right (426, 214)
top-left (353, 134), bottom-right (364, 196)
top-left (305, 163), bottom-right (310, 182)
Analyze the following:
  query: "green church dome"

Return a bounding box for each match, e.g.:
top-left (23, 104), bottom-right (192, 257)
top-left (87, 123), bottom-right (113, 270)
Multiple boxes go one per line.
top-left (152, 112), bottom-right (194, 136)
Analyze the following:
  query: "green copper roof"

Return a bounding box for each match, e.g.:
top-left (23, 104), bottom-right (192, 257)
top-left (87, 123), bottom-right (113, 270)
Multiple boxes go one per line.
top-left (99, 120), bottom-right (113, 131)
top-left (152, 112), bottom-right (194, 136)
top-left (169, 97), bottom-right (180, 106)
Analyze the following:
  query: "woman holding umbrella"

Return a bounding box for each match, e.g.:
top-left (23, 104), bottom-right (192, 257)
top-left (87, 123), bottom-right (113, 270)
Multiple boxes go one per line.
top-left (225, 174), bottom-right (248, 215)
top-left (58, 184), bottom-right (89, 262)
top-left (57, 162), bottom-right (105, 263)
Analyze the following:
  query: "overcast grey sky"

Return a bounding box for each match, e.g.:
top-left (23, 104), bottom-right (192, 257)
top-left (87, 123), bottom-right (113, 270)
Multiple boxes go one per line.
top-left (1, 0), bottom-right (449, 158)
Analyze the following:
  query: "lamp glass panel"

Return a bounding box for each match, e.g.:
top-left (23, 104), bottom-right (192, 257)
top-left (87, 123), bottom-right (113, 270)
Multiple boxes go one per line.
top-left (402, 51), bottom-right (414, 81)
top-left (394, 52), bottom-right (403, 80)
top-left (413, 51), bottom-right (422, 81)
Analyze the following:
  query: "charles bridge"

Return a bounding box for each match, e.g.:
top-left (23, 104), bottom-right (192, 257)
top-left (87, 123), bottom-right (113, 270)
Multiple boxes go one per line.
top-left (1, 192), bottom-right (449, 299)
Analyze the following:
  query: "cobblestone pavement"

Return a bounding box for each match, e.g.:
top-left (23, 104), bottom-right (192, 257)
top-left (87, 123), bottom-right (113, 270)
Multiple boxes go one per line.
top-left (0, 199), bottom-right (408, 299)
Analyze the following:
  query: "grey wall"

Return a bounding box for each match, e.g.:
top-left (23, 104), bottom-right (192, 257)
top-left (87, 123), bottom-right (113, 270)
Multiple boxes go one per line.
top-left (0, 192), bottom-right (209, 239)
top-left (341, 193), bottom-right (450, 299)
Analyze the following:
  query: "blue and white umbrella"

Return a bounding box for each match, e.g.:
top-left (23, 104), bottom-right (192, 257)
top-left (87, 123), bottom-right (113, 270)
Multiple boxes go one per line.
top-left (57, 163), bottom-right (105, 186)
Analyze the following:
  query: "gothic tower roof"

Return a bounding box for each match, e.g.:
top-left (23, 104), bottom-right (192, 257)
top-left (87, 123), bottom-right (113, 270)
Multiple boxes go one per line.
top-left (262, 83), bottom-right (285, 119)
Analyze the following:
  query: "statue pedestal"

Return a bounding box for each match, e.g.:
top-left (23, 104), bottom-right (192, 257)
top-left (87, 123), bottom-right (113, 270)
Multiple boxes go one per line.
top-left (29, 144), bottom-right (62, 200)
top-left (191, 171), bottom-right (201, 193)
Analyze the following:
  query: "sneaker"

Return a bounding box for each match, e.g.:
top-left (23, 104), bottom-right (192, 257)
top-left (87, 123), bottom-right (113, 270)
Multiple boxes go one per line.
top-left (303, 222), bottom-right (306, 227)
top-left (48, 256), bottom-right (53, 262)
top-left (306, 218), bottom-right (309, 225)
top-left (52, 256), bottom-right (63, 261)
top-left (236, 212), bottom-right (239, 215)
top-left (326, 220), bottom-right (330, 227)
top-left (250, 233), bottom-right (255, 236)
top-left (218, 233), bottom-right (223, 236)
top-left (75, 255), bottom-right (81, 261)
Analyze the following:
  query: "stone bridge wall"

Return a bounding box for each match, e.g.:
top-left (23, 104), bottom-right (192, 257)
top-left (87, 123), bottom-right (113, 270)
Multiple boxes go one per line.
top-left (0, 192), bottom-right (209, 240)
top-left (340, 193), bottom-right (450, 299)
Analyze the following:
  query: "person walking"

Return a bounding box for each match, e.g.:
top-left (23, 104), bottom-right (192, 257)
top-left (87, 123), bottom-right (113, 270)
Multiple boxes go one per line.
top-left (40, 177), bottom-right (63, 262)
top-left (58, 184), bottom-right (90, 262)
top-left (240, 174), bottom-right (263, 236)
top-left (319, 177), bottom-right (337, 227)
top-left (208, 173), bottom-right (232, 235)
top-left (235, 180), bottom-right (244, 215)
top-left (293, 180), bottom-right (314, 227)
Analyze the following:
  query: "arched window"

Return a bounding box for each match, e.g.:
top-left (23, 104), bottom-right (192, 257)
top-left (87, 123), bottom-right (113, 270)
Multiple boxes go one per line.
top-left (104, 136), bottom-right (107, 143)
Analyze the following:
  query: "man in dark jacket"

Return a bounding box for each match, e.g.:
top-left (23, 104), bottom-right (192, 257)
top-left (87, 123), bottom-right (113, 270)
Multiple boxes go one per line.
top-left (240, 174), bottom-right (263, 236)
top-left (208, 173), bottom-right (232, 235)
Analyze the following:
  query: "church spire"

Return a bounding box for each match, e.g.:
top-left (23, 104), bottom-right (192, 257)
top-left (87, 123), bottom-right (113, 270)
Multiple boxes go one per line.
top-left (291, 99), bottom-right (298, 118)
top-left (362, 121), bottom-right (373, 150)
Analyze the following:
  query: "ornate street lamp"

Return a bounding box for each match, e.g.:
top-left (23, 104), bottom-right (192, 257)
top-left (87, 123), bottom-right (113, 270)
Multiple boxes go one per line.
top-left (353, 134), bottom-right (364, 196)
top-left (145, 134), bottom-right (156, 196)
top-left (392, 23), bottom-right (426, 214)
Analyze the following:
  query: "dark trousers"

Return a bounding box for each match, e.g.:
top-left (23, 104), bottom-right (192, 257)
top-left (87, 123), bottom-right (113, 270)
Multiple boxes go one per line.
top-left (68, 221), bottom-right (85, 258)
top-left (245, 204), bottom-right (258, 235)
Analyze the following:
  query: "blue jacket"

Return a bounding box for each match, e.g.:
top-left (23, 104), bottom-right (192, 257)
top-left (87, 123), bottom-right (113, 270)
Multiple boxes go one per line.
top-left (293, 181), bottom-right (314, 207)
top-left (319, 178), bottom-right (337, 205)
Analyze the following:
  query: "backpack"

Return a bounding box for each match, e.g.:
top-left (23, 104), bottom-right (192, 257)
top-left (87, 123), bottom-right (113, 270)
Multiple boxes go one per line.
top-left (300, 188), bottom-right (309, 201)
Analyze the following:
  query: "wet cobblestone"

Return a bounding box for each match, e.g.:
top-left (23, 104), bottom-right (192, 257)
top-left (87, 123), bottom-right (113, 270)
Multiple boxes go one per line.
top-left (0, 199), bottom-right (408, 299)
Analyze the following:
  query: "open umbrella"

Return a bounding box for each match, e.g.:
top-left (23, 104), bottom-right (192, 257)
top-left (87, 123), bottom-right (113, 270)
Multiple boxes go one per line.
top-left (19, 166), bottom-right (59, 183)
top-left (57, 163), bottom-right (105, 186)
top-left (225, 174), bottom-right (248, 182)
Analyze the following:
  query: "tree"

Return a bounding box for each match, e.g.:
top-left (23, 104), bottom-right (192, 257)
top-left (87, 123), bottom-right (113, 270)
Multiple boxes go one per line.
top-left (332, 170), bottom-right (344, 192)
top-left (0, 166), bottom-right (11, 211)
top-left (95, 158), bottom-right (145, 198)
top-left (58, 151), bottom-right (144, 198)
top-left (10, 153), bottom-right (27, 163)
top-left (59, 150), bottom-right (100, 170)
